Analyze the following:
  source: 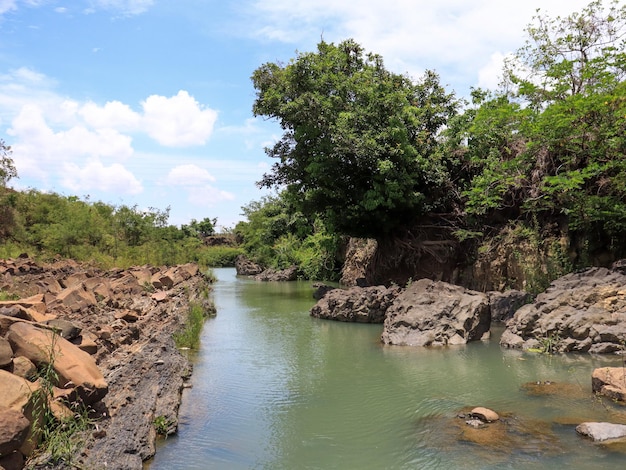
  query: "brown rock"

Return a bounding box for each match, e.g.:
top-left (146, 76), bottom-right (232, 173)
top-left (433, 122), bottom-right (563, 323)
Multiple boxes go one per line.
top-left (7, 322), bottom-right (108, 405)
top-left (10, 356), bottom-right (37, 380)
top-left (0, 369), bottom-right (39, 412)
top-left (592, 367), bottom-right (626, 402)
top-left (470, 407), bottom-right (500, 422)
top-left (114, 309), bottom-right (140, 322)
top-left (73, 331), bottom-right (99, 355)
top-left (53, 283), bottom-right (97, 312)
top-left (0, 451), bottom-right (25, 470)
top-left (151, 291), bottom-right (168, 303)
top-left (0, 408), bottom-right (30, 455)
top-left (0, 337), bottom-right (13, 368)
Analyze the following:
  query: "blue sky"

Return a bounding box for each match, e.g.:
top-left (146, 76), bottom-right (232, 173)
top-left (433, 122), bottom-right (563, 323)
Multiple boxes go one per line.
top-left (0, 0), bottom-right (592, 230)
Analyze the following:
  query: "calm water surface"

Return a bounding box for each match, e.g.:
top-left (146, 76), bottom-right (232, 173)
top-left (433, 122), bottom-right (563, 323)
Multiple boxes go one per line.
top-left (148, 268), bottom-right (625, 469)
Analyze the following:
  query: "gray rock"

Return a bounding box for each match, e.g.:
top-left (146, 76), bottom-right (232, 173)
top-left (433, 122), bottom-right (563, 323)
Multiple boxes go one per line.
top-left (234, 255), bottom-right (264, 276)
top-left (381, 279), bottom-right (490, 346)
top-left (310, 285), bottom-right (401, 323)
top-left (488, 289), bottom-right (533, 323)
top-left (254, 266), bottom-right (299, 282)
top-left (501, 267), bottom-right (626, 353)
top-left (576, 422), bottom-right (626, 442)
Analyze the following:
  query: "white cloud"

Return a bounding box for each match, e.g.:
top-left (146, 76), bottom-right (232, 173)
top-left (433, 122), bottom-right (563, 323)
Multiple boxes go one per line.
top-left (142, 90), bottom-right (218, 147)
top-left (79, 100), bottom-right (141, 130)
top-left (61, 160), bottom-right (143, 195)
top-left (166, 164), bottom-right (216, 186)
top-left (477, 52), bottom-right (508, 91)
top-left (165, 163), bottom-right (234, 206)
top-left (0, 0), bottom-right (17, 14)
top-left (86, 0), bottom-right (154, 16)
top-left (248, 0), bottom-right (595, 93)
top-left (187, 185), bottom-right (235, 207)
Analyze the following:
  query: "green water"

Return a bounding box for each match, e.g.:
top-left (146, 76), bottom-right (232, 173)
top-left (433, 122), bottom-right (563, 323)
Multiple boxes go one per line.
top-left (148, 268), bottom-right (626, 469)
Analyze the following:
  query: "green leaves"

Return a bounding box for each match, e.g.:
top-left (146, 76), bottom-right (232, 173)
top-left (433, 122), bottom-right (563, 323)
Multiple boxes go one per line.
top-left (252, 39), bottom-right (460, 239)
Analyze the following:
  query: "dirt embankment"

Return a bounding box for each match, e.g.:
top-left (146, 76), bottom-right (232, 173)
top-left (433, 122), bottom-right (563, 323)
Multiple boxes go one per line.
top-left (0, 256), bottom-right (213, 470)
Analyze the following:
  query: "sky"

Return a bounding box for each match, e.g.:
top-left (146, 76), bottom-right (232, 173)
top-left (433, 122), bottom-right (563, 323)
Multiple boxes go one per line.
top-left (0, 0), bottom-right (594, 230)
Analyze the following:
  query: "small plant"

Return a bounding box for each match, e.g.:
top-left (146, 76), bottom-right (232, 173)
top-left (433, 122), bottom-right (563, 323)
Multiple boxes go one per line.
top-left (0, 289), bottom-right (19, 300)
top-left (153, 415), bottom-right (173, 437)
top-left (173, 301), bottom-right (214, 349)
top-left (142, 281), bottom-right (155, 293)
top-left (27, 332), bottom-right (96, 467)
top-left (528, 331), bottom-right (562, 354)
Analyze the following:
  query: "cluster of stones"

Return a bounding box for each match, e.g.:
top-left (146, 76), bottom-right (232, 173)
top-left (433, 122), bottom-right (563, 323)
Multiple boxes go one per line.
top-left (310, 263), bottom-right (626, 449)
top-left (0, 256), bottom-right (206, 470)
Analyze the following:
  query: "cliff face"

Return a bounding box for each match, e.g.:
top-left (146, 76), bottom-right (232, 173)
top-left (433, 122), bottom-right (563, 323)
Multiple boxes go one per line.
top-left (0, 257), bottom-right (213, 470)
top-left (339, 224), bottom-right (612, 292)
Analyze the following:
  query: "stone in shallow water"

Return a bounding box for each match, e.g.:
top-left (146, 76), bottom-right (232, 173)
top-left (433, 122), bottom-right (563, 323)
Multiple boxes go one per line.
top-left (470, 407), bottom-right (499, 422)
top-left (576, 422), bottom-right (626, 442)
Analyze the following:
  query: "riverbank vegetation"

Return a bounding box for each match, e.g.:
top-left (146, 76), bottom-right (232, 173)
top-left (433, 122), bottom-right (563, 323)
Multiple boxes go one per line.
top-left (242, 0), bottom-right (626, 284)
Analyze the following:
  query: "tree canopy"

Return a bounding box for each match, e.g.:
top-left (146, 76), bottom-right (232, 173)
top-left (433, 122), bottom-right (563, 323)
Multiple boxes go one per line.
top-left (252, 39), bottom-right (460, 239)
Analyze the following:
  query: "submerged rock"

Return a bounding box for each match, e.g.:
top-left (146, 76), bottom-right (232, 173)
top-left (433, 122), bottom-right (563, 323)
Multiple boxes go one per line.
top-left (576, 422), bottom-right (626, 442)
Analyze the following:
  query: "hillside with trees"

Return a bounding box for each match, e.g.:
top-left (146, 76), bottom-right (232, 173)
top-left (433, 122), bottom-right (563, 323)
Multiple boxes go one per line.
top-left (239, 0), bottom-right (626, 290)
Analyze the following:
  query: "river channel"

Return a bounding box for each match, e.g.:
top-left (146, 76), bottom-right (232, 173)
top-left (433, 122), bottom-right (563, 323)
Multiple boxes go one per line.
top-left (148, 268), bottom-right (625, 469)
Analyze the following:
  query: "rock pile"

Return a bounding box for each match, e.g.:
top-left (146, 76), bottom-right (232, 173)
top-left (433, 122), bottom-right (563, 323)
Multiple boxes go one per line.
top-left (0, 256), bottom-right (211, 470)
top-left (500, 264), bottom-right (626, 353)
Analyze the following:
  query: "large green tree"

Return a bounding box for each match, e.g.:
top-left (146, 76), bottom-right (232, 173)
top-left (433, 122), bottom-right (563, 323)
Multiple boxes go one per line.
top-left (252, 39), bottom-right (459, 239)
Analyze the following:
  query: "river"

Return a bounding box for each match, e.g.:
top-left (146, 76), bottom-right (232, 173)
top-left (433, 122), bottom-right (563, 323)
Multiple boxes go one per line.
top-left (148, 268), bottom-right (625, 469)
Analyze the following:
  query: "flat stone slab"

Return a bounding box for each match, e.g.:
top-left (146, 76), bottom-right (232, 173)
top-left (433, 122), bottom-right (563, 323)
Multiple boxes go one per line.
top-left (576, 422), bottom-right (626, 442)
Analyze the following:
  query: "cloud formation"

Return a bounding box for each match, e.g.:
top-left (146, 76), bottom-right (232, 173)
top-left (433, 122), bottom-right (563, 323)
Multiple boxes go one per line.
top-left (0, 68), bottom-right (218, 196)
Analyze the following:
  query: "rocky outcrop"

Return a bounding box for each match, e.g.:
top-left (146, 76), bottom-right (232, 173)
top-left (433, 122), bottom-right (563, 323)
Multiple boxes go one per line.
top-left (488, 290), bottom-right (533, 323)
top-left (254, 265), bottom-right (299, 282)
top-left (310, 286), bottom-right (401, 323)
top-left (381, 279), bottom-right (490, 346)
top-left (0, 256), bottom-right (212, 469)
top-left (592, 367), bottom-right (626, 402)
top-left (500, 265), bottom-right (626, 353)
top-left (234, 255), bottom-right (263, 276)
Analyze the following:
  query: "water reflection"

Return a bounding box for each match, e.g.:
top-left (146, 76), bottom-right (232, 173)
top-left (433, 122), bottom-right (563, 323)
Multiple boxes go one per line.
top-left (149, 269), bottom-right (626, 470)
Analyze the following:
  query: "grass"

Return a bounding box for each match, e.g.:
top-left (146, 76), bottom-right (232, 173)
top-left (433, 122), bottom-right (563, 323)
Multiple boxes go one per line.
top-left (27, 334), bottom-right (96, 467)
top-left (173, 300), bottom-right (216, 349)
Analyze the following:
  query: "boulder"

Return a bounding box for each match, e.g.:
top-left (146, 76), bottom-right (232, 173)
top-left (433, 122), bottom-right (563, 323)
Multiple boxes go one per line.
top-left (254, 266), bottom-right (299, 282)
top-left (0, 369), bottom-right (39, 412)
top-left (0, 451), bottom-right (24, 470)
top-left (501, 267), bottom-right (626, 353)
top-left (0, 337), bottom-right (13, 368)
top-left (592, 367), bottom-right (626, 402)
top-left (10, 356), bottom-right (37, 380)
top-left (312, 283), bottom-right (336, 301)
top-left (470, 407), bottom-right (500, 423)
top-left (0, 408), bottom-right (30, 455)
top-left (487, 289), bottom-right (533, 323)
top-left (382, 279), bottom-right (490, 346)
top-left (576, 422), bottom-right (626, 442)
top-left (310, 286), bottom-right (400, 323)
top-left (51, 283), bottom-right (97, 312)
top-left (235, 255), bottom-right (264, 276)
top-left (7, 322), bottom-right (108, 405)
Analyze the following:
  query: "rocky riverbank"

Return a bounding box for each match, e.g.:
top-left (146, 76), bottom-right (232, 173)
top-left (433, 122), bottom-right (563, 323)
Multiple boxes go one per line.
top-left (0, 256), bottom-right (213, 470)
top-left (310, 261), bottom-right (626, 451)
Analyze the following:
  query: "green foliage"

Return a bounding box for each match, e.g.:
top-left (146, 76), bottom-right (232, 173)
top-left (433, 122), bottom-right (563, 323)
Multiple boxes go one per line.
top-left (252, 39), bottom-right (460, 239)
top-left (458, 1), bottom-right (626, 262)
top-left (236, 193), bottom-right (342, 280)
top-left (173, 301), bottom-right (215, 349)
top-left (28, 333), bottom-right (95, 467)
top-left (0, 186), bottom-right (233, 268)
top-left (0, 139), bottom-right (17, 187)
top-left (153, 415), bottom-right (174, 437)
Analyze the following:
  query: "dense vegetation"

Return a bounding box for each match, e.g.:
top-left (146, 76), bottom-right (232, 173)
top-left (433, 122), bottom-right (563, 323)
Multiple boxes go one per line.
top-left (0, 149), bottom-right (241, 269)
top-left (242, 0), bottom-right (626, 284)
